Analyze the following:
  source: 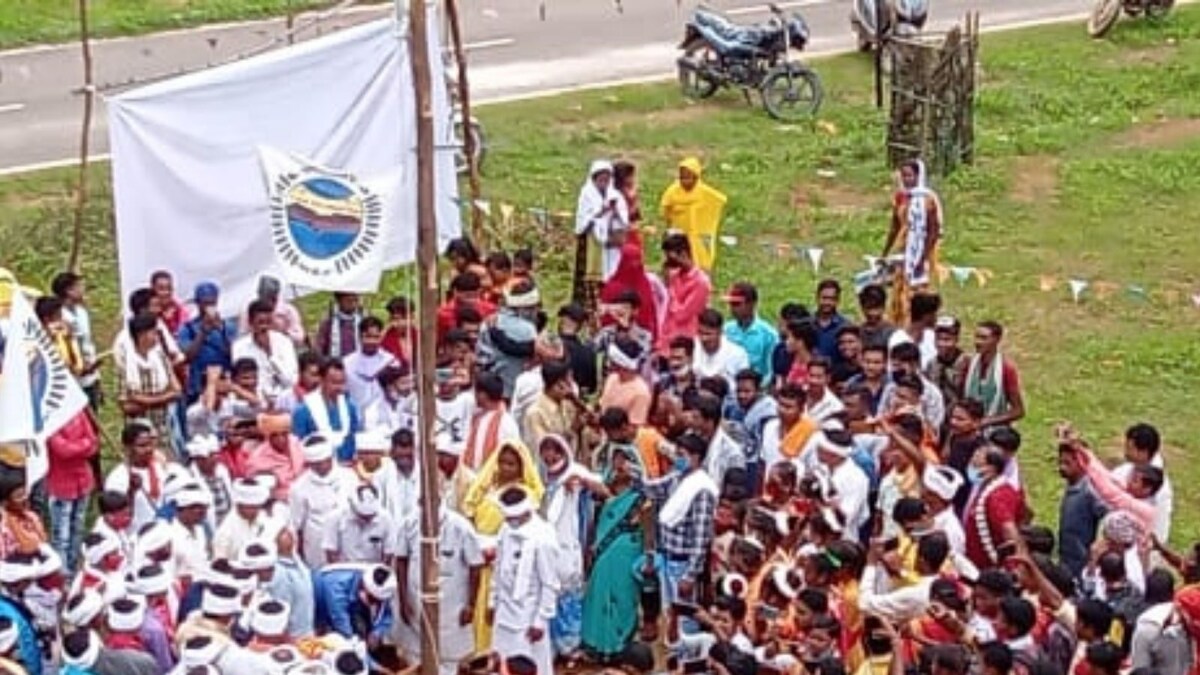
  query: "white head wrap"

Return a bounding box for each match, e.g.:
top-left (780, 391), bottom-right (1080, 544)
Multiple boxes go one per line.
top-left (181, 636), bottom-right (225, 666)
top-left (251, 598), bottom-right (291, 636)
top-left (174, 483), bottom-right (213, 508)
top-left (0, 617), bottom-right (17, 654)
top-left (62, 590), bottom-right (105, 627)
top-left (129, 564), bottom-right (171, 596)
top-left (186, 434), bottom-right (221, 458)
top-left (496, 488), bottom-right (535, 519)
top-left (82, 532), bottom-right (120, 568)
top-left (349, 485), bottom-right (381, 518)
top-left (302, 435), bottom-right (334, 463)
top-left (0, 556), bottom-right (40, 585)
top-left (232, 478), bottom-right (270, 506)
top-left (136, 520), bottom-right (174, 555)
top-left (201, 583), bottom-right (242, 616)
top-left (435, 430), bottom-right (464, 457)
top-left (770, 565), bottom-right (800, 600)
top-left (505, 285), bottom-right (541, 309)
top-left (922, 464), bottom-right (964, 502)
top-left (61, 630), bottom-right (101, 668)
top-left (107, 595), bottom-right (147, 632)
top-left (354, 431), bottom-right (389, 454)
top-left (33, 544), bottom-right (62, 578)
top-left (606, 342), bottom-right (639, 371)
top-left (237, 539), bottom-right (279, 571)
top-left (361, 565), bottom-right (396, 601)
top-left (813, 431), bottom-right (851, 458)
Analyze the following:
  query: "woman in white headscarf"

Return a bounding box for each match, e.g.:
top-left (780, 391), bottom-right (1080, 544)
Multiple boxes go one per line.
top-left (575, 160), bottom-right (630, 283)
top-left (882, 158), bottom-right (943, 323)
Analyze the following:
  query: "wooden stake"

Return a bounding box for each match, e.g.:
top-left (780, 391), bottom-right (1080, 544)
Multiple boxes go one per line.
top-left (444, 0), bottom-right (485, 246)
top-left (407, 0), bottom-right (443, 673)
top-left (69, 0), bottom-right (96, 274)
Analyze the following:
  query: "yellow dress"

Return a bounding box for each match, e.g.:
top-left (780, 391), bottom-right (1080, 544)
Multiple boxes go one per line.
top-left (462, 440), bottom-right (545, 651)
top-left (659, 157), bottom-right (728, 272)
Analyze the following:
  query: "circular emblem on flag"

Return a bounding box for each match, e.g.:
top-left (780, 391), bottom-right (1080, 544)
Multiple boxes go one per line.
top-left (268, 169), bottom-right (383, 280)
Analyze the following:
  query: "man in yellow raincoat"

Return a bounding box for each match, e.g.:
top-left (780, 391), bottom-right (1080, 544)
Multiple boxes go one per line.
top-left (659, 158), bottom-right (728, 272)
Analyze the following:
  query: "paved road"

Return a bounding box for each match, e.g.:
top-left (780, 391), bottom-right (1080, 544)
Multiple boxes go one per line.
top-left (0, 0), bottom-right (1093, 174)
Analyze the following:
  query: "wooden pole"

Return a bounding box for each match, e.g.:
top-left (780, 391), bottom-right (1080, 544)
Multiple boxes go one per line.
top-left (873, 0), bottom-right (884, 109)
top-left (68, 0), bottom-right (96, 274)
top-left (407, 0), bottom-right (442, 673)
top-left (444, 0), bottom-right (485, 245)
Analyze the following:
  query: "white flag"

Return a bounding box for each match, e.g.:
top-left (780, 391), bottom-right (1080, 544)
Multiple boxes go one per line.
top-left (0, 291), bottom-right (88, 482)
top-left (258, 146), bottom-right (401, 293)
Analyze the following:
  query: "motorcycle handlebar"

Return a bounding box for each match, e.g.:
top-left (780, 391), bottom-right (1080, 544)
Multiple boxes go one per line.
top-left (768, 2), bottom-right (783, 14)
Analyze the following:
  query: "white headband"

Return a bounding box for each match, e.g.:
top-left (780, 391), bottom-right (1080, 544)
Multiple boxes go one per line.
top-left (136, 521), bottom-right (173, 555)
top-left (62, 631), bottom-right (101, 668)
top-left (362, 565), bottom-right (396, 601)
top-left (174, 484), bottom-right (213, 508)
top-left (770, 565), bottom-right (800, 600)
top-left (107, 596), bottom-right (147, 632)
top-left (232, 478), bottom-right (269, 506)
top-left (720, 573), bottom-right (749, 599)
top-left (922, 464), bottom-right (963, 502)
top-left (34, 544), bottom-right (62, 578)
top-left (237, 540), bottom-right (279, 572)
top-left (186, 434), bottom-right (220, 458)
top-left (497, 492), bottom-right (534, 519)
top-left (0, 619), bottom-right (17, 654)
top-left (82, 534), bottom-right (120, 568)
top-left (354, 431), bottom-right (389, 453)
top-left (606, 343), bottom-right (639, 371)
top-left (0, 558), bottom-right (39, 585)
top-left (129, 565), bottom-right (170, 596)
top-left (350, 487), bottom-right (381, 518)
top-left (63, 590), bottom-right (105, 627)
top-left (251, 599), bottom-right (291, 636)
top-left (813, 431), bottom-right (851, 458)
top-left (201, 584), bottom-right (242, 616)
top-left (181, 637), bottom-right (225, 666)
top-left (302, 437), bottom-right (334, 463)
top-left (505, 286), bottom-right (540, 309)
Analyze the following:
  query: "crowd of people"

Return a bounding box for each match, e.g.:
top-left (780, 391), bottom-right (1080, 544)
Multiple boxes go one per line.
top-left (0, 155), bottom-right (1192, 675)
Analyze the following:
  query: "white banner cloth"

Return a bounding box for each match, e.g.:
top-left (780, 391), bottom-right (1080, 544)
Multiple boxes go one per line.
top-left (0, 292), bottom-right (88, 484)
top-left (108, 15), bottom-right (460, 313)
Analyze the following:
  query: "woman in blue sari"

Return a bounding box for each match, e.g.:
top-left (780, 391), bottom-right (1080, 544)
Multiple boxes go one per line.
top-left (581, 448), bottom-right (648, 661)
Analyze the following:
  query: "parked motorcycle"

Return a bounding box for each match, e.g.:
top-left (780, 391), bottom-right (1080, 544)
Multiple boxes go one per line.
top-left (850, 0), bottom-right (929, 51)
top-left (676, 3), bottom-right (823, 121)
top-left (1088, 0), bottom-right (1174, 38)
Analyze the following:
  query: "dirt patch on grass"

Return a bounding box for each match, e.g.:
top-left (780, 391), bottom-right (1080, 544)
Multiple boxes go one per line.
top-left (565, 103), bottom-right (715, 132)
top-left (791, 180), bottom-right (881, 213)
top-left (1111, 117), bottom-right (1200, 150)
top-left (1009, 155), bottom-right (1060, 204)
top-left (1106, 43), bottom-right (1178, 67)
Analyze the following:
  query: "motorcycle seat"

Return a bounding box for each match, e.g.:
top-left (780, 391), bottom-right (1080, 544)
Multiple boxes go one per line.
top-left (692, 8), bottom-right (774, 56)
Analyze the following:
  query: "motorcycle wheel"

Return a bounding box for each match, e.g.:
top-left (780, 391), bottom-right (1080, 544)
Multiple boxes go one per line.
top-left (453, 116), bottom-right (486, 176)
top-left (1088, 0), bottom-right (1123, 38)
top-left (678, 49), bottom-right (719, 100)
top-left (760, 66), bottom-right (823, 121)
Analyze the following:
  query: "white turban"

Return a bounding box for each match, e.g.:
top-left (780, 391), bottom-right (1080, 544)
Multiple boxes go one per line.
top-left (62, 590), bottom-right (104, 627)
top-left (250, 598), bottom-right (291, 637)
top-left (129, 564), bottom-right (171, 596)
top-left (813, 431), bottom-right (851, 458)
top-left (237, 540), bottom-right (278, 572)
top-left (302, 436), bottom-right (335, 463)
top-left (354, 431), bottom-right (389, 454)
top-left (606, 342), bottom-right (639, 371)
top-left (362, 565), bottom-right (396, 601)
top-left (0, 616), bottom-right (17, 654)
top-left (349, 486), bottom-right (381, 518)
top-left (186, 434), bottom-right (220, 458)
top-left (61, 630), bottom-right (101, 668)
top-left (232, 478), bottom-right (270, 506)
top-left (201, 583), bottom-right (242, 616)
top-left (174, 483), bottom-right (213, 508)
top-left (922, 464), bottom-right (964, 502)
top-left (107, 596), bottom-right (146, 632)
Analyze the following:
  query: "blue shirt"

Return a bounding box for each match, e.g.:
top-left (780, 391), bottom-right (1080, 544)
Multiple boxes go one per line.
top-left (813, 312), bottom-right (847, 361)
top-left (723, 317), bottom-right (778, 384)
top-left (177, 317), bottom-right (238, 402)
top-left (0, 595), bottom-right (42, 675)
top-left (312, 567), bottom-right (394, 641)
top-left (268, 557), bottom-right (316, 637)
top-left (292, 396), bottom-right (361, 462)
top-left (1059, 478), bottom-right (1108, 579)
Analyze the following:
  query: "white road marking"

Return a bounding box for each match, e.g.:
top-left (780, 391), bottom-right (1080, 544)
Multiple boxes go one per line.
top-left (0, 103), bottom-right (26, 114)
top-left (726, 0), bottom-right (832, 17)
top-left (463, 37), bottom-right (515, 51)
top-left (0, 154), bottom-right (111, 178)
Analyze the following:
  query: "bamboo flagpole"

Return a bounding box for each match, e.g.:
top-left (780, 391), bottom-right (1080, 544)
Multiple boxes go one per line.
top-left (444, 0), bottom-right (484, 245)
top-left (69, 0), bottom-right (96, 273)
top-left (404, 0), bottom-right (443, 672)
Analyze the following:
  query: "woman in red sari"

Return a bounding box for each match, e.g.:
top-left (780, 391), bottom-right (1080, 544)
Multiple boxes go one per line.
top-left (600, 243), bottom-right (659, 340)
top-left (613, 161), bottom-right (643, 250)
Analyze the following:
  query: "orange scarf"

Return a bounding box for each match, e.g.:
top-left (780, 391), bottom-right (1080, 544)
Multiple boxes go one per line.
top-left (464, 407), bottom-right (506, 471)
top-left (780, 417), bottom-right (817, 459)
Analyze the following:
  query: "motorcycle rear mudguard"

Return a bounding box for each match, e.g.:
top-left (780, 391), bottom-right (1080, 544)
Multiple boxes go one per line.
top-left (851, 0), bottom-right (893, 37)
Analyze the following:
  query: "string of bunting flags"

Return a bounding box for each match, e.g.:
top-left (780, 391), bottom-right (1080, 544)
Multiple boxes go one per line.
top-left (453, 197), bottom-right (1200, 309)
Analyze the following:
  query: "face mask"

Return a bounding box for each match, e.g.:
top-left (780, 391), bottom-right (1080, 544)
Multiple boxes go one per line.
top-left (966, 466), bottom-right (983, 485)
top-left (673, 456), bottom-right (690, 474)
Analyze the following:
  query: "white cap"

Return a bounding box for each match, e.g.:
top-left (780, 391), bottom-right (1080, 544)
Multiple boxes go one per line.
top-left (770, 565), bottom-right (800, 600)
top-left (33, 544), bottom-right (63, 578)
top-left (354, 431), bottom-right (389, 453)
top-left (266, 645), bottom-right (304, 669)
top-left (63, 590), bottom-right (105, 627)
top-left (186, 434), bottom-right (221, 459)
top-left (719, 572), bottom-right (749, 599)
top-left (81, 532), bottom-right (120, 568)
top-left (496, 487), bottom-right (534, 519)
top-left (232, 478), bottom-right (270, 506)
top-left (107, 595), bottom-right (147, 632)
top-left (201, 583), bottom-right (242, 616)
top-left (250, 598), bottom-right (291, 637)
top-left (174, 483), bottom-right (213, 508)
top-left (362, 565), bottom-right (396, 601)
top-left (237, 539), bottom-right (278, 572)
top-left (813, 431), bottom-right (851, 458)
top-left (302, 435), bottom-right (334, 463)
top-left (922, 464), bottom-right (964, 502)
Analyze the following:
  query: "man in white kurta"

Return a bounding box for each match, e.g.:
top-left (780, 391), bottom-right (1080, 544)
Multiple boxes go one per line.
top-left (394, 507), bottom-right (484, 675)
top-left (490, 487), bottom-right (560, 675)
top-left (288, 437), bottom-right (350, 568)
top-left (815, 431), bottom-right (871, 539)
top-left (322, 485), bottom-right (397, 565)
top-left (340, 432), bottom-right (403, 518)
top-left (169, 484), bottom-right (213, 586)
top-left (212, 477), bottom-right (271, 560)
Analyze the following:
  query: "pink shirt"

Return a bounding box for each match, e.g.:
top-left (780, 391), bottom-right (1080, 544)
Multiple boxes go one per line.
top-left (244, 438), bottom-right (306, 501)
top-left (599, 373), bottom-right (652, 426)
top-left (657, 266), bottom-right (712, 352)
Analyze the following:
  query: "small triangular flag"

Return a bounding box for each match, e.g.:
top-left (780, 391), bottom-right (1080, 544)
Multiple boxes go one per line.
top-left (500, 202), bottom-right (515, 226)
top-left (806, 247), bottom-right (824, 274)
top-left (950, 266), bottom-right (974, 287)
top-left (863, 254), bottom-right (881, 269)
top-left (1191, 293), bottom-right (1200, 309)
top-left (793, 246), bottom-right (807, 261)
top-left (528, 207), bottom-right (548, 226)
top-left (472, 199), bottom-right (491, 216)
top-left (719, 235), bottom-right (738, 247)
top-left (1068, 279), bottom-right (1088, 303)
top-left (973, 268), bottom-right (993, 288)
top-left (1127, 284), bottom-right (1146, 299)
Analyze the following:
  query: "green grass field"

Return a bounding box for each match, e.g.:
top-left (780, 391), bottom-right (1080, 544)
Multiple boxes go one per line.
top-left (3, 8), bottom-right (1199, 541)
top-left (0, 0), bottom-right (359, 48)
